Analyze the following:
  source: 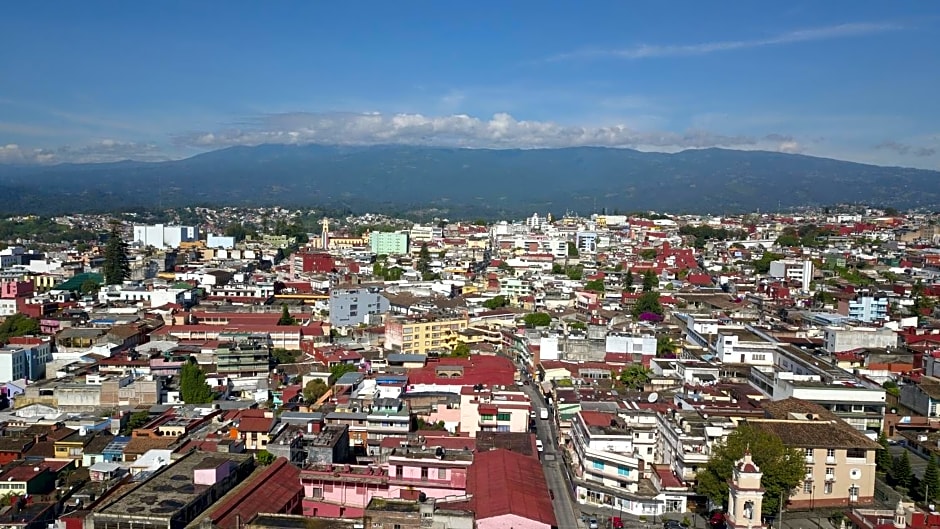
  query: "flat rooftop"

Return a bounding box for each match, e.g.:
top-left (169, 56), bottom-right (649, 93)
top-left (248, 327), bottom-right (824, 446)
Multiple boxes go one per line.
top-left (95, 451), bottom-right (251, 519)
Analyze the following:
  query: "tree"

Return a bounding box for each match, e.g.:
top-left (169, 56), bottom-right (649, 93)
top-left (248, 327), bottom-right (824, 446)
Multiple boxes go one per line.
top-left (876, 431), bottom-right (893, 473)
top-left (566, 265), bottom-right (583, 281)
top-left (80, 278), bottom-right (100, 296)
top-left (632, 291), bottom-right (664, 318)
top-left (303, 379), bottom-right (329, 403)
top-left (122, 410), bottom-right (152, 434)
top-left (0, 314), bottom-right (40, 343)
top-left (893, 451), bottom-right (914, 490)
top-left (224, 222), bottom-right (249, 242)
top-left (924, 454), bottom-right (940, 502)
top-left (482, 295), bottom-right (509, 310)
top-left (330, 363), bottom-right (358, 381)
top-left (567, 242), bottom-right (579, 258)
top-left (696, 425), bottom-right (804, 516)
top-left (271, 348), bottom-right (298, 364)
top-left (103, 223), bottom-right (130, 285)
top-left (551, 263), bottom-right (564, 275)
top-left (417, 243), bottom-right (431, 273)
top-left (624, 269), bottom-right (634, 287)
top-left (523, 312), bottom-right (552, 328)
top-left (451, 342), bottom-right (471, 357)
top-left (277, 304), bottom-right (296, 325)
top-left (619, 364), bottom-right (651, 390)
top-left (639, 248), bottom-right (657, 260)
top-left (657, 336), bottom-right (678, 357)
top-left (180, 359), bottom-right (213, 404)
top-left (642, 269), bottom-right (658, 292)
top-left (883, 380), bottom-right (900, 397)
top-left (256, 450), bottom-right (276, 465)
top-left (584, 279), bottom-right (605, 293)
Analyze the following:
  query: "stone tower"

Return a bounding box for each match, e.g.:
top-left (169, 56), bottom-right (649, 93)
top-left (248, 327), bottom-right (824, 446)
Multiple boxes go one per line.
top-left (727, 449), bottom-right (765, 529)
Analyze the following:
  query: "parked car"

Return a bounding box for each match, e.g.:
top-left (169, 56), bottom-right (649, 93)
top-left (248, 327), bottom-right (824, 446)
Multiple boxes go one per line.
top-left (588, 518), bottom-right (599, 529)
top-left (664, 520), bottom-right (689, 529)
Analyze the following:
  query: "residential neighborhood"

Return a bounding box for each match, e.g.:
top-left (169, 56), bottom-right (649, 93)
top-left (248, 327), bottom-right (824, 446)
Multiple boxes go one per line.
top-left (0, 205), bottom-right (939, 529)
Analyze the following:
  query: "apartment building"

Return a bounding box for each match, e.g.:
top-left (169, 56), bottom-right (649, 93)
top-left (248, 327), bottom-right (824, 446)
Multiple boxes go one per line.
top-left (840, 294), bottom-right (890, 323)
top-left (329, 287), bottom-right (390, 327)
top-left (458, 386), bottom-right (531, 437)
top-left (132, 224), bottom-right (199, 250)
top-left (768, 259), bottom-right (813, 292)
top-left (569, 411), bottom-right (646, 514)
top-left (384, 315), bottom-right (469, 354)
top-left (824, 326), bottom-right (899, 353)
top-left (215, 332), bottom-right (272, 378)
top-left (370, 231), bottom-right (409, 255)
top-left (750, 398), bottom-right (880, 508)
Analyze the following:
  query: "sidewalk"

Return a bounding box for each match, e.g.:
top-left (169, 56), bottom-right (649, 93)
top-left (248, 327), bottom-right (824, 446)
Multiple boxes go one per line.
top-left (575, 505), bottom-right (709, 529)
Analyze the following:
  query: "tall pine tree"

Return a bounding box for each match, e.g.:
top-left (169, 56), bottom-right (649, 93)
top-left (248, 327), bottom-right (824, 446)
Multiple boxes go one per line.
top-left (893, 451), bottom-right (914, 490)
top-left (180, 359), bottom-right (213, 404)
top-left (876, 431), bottom-right (893, 473)
top-left (924, 454), bottom-right (940, 501)
top-left (103, 223), bottom-right (130, 285)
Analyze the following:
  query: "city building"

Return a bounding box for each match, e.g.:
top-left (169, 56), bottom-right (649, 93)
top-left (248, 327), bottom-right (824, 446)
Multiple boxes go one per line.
top-left (329, 287), bottom-right (390, 327)
top-left (132, 224), bottom-right (199, 250)
top-left (824, 326), bottom-right (899, 354)
top-left (749, 398), bottom-right (880, 508)
top-left (215, 332), bottom-right (272, 378)
top-left (370, 231), bottom-right (409, 255)
top-left (458, 386), bottom-right (531, 437)
top-left (768, 259), bottom-right (814, 292)
top-left (840, 294), bottom-right (890, 323)
top-left (384, 315), bottom-right (469, 354)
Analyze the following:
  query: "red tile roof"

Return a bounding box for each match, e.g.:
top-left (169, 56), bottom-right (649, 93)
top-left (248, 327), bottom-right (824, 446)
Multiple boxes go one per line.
top-left (236, 417), bottom-right (273, 433)
top-left (406, 355), bottom-right (516, 387)
top-left (468, 449), bottom-right (556, 526)
top-left (207, 458), bottom-right (302, 529)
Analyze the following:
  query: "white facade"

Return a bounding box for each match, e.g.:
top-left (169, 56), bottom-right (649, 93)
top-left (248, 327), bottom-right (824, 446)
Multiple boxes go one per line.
top-left (0, 299), bottom-right (17, 316)
top-left (824, 326), bottom-right (898, 353)
top-left (132, 224), bottom-right (199, 250)
top-left (606, 333), bottom-right (657, 357)
top-left (768, 259), bottom-right (814, 292)
top-left (0, 347), bottom-right (28, 382)
top-left (715, 333), bottom-right (776, 366)
top-left (847, 296), bottom-right (889, 323)
top-left (206, 234), bottom-right (235, 249)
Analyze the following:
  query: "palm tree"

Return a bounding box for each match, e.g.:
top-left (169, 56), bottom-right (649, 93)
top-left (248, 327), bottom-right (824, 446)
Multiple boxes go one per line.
top-left (657, 336), bottom-right (678, 357)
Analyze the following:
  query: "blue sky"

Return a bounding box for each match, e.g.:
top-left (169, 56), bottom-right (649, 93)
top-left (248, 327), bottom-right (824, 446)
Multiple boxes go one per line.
top-left (1, 1), bottom-right (938, 167)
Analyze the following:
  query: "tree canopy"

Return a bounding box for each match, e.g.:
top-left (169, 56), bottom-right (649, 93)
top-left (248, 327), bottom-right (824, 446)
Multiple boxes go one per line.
top-left (523, 312), bottom-right (552, 328)
top-left (618, 364), bottom-right (651, 390)
top-left (632, 291), bottom-right (664, 318)
top-left (584, 279), bottom-right (605, 293)
top-left (330, 363), bottom-right (359, 381)
top-left (303, 379), bottom-right (329, 403)
top-left (0, 314), bottom-right (40, 343)
top-left (180, 360), bottom-right (213, 404)
top-left (103, 224), bottom-right (130, 285)
top-left (642, 269), bottom-right (658, 292)
top-left (696, 425), bottom-right (804, 516)
top-left (482, 295), bottom-right (509, 310)
top-left (277, 304), bottom-right (296, 325)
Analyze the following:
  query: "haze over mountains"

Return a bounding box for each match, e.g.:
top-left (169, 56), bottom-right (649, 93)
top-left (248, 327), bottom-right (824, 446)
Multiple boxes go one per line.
top-left (0, 145), bottom-right (937, 218)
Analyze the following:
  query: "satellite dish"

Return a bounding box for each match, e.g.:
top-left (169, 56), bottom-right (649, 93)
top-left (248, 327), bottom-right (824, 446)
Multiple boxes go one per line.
top-left (648, 392), bottom-right (659, 403)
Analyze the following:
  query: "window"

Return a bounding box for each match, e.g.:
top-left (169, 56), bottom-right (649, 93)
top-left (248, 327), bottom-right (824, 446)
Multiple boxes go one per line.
top-left (825, 467), bottom-right (835, 477)
top-left (824, 482), bottom-right (833, 494)
top-left (480, 414), bottom-right (494, 421)
top-left (826, 448), bottom-right (836, 458)
top-left (805, 448), bottom-right (814, 458)
top-left (311, 487), bottom-right (323, 499)
top-left (497, 413), bottom-right (511, 421)
top-left (438, 468), bottom-right (447, 480)
top-left (753, 354), bottom-right (766, 361)
top-left (804, 481), bottom-right (813, 494)
top-left (618, 466), bottom-right (630, 476)
top-left (805, 466), bottom-right (813, 476)
top-left (421, 467), bottom-right (428, 480)
top-left (593, 460), bottom-right (605, 470)
top-left (847, 448), bottom-right (866, 459)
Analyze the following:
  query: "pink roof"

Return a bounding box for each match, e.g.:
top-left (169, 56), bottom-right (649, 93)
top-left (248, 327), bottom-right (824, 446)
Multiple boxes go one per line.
top-left (468, 449), bottom-right (556, 526)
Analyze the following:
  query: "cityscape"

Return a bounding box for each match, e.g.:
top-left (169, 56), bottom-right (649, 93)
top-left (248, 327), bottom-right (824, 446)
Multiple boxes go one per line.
top-left (2, 3), bottom-right (940, 529)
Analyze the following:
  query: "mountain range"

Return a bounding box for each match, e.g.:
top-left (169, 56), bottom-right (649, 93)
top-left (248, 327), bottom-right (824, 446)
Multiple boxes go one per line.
top-left (0, 144), bottom-right (938, 218)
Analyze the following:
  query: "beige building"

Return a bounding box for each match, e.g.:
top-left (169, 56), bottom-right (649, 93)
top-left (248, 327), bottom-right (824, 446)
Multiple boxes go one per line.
top-left (749, 398), bottom-right (881, 509)
top-left (384, 315), bottom-right (469, 354)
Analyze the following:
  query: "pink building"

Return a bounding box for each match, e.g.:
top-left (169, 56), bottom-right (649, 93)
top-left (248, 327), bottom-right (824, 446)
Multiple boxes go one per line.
top-left (469, 448), bottom-right (556, 529)
top-left (1, 281), bottom-right (33, 299)
top-left (458, 387), bottom-right (532, 437)
top-left (300, 446), bottom-right (473, 518)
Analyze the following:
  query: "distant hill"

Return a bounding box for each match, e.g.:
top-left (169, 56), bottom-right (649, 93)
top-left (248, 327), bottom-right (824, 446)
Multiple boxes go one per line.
top-left (0, 144), bottom-right (937, 217)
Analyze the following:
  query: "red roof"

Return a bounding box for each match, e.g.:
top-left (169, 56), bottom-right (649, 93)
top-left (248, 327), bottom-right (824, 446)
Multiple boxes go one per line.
top-left (236, 417), bottom-right (273, 433)
top-left (406, 355), bottom-right (516, 387)
top-left (208, 458), bottom-right (301, 529)
top-left (580, 410), bottom-right (616, 428)
top-left (468, 449), bottom-right (556, 526)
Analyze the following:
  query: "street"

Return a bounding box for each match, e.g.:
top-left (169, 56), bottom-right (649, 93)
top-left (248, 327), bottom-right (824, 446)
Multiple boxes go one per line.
top-left (889, 444), bottom-right (928, 479)
top-left (519, 367), bottom-right (583, 528)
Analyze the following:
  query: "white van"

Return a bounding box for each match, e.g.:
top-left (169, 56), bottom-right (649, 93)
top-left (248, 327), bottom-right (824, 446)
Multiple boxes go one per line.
top-left (536, 439), bottom-right (544, 452)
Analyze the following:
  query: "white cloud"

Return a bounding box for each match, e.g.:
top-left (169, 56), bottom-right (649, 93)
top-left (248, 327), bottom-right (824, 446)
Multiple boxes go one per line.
top-left (173, 111), bottom-right (791, 151)
top-left (0, 140), bottom-right (166, 164)
top-left (547, 22), bottom-right (903, 61)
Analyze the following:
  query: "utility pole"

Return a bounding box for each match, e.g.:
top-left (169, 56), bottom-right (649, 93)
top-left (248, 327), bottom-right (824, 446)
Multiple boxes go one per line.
top-left (778, 491), bottom-right (785, 529)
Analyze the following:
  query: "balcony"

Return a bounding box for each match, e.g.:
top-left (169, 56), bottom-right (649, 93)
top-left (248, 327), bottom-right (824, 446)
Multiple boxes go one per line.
top-left (805, 455), bottom-right (814, 463)
top-left (825, 474), bottom-right (836, 482)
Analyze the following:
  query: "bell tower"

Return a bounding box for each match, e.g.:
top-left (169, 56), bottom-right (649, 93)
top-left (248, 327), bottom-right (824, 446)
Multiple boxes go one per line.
top-left (727, 449), bottom-right (765, 529)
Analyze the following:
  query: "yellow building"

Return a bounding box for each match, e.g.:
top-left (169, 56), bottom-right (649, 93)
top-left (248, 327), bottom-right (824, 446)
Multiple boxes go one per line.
top-left (384, 315), bottom-right (469, 354)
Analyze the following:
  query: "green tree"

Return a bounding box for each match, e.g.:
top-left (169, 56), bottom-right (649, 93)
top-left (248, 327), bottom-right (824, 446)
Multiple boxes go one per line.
top-left (924, 454), bottom-right (940, 501)
top-left (618, 364), bottom-right (651, 390)
top-left (876, 431), bottom-right (893, 473)
top-left (122, 410), bottom-right (152, 434)
top-left (277, 304), bottom-right (296, 325)
top-left (103, 223), bottom-right (130, 285)
top-left (566, 265), bottom-right (583, 281)
top-left (624, 269), bottom-right (634, 287)
top-left (657, 336), bottom-right (678, 357)
top-left (224, 222), bottom-right (249, 242)
top-left (696, 425), bottom-right (804, 516)
top-left (0, 314), bottom-right (40, 343)
top-left (642, 269), bottom-right (658, 292)
top-left (271, 348), bottom-right (298, 364)
top-left (893, 451), bottom-right (914, 490)
top-left (883, 380), bottom-right (900, 397)
top-left (551, 263), bottom-right (564, 274)
top-left (632, 291), bottom-right (664, 318)
top-left (256, 450), bottom-right (276, 465)
top-left (567, 242), bottom-right (579, 258)
top-left (180, 359), bottom-right (213, 404)
top-left (639, 248), bottom-right (657, 260)
top-left (330, 363), bottom-right (358, 381)
top-left (451, 342), bottom-right (471, 357)
top-left (482, 296), bottom-right (509, 310)
top-left (303, 379), bottom-right (329, 403)
top-left (524, 312), bottom-right (552, 328)
top-left (80, 278), bottom-right (100, 296)
top-left (584, 279), bottom-right (605, 293)
top-left (417, 243), bottom-right (431, 273)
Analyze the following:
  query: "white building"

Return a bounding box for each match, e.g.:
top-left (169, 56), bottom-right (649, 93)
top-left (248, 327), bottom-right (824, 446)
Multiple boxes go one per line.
top-left (132, 224), bottom-right (199, 250)
top-left (823, 326), bottom-right (898, 353)
top-left (205, 234), bottom-right (236, 249)
top-left (845, 295), bottom-right (890, 323)
top-left (606, 333), bottom-right (657, 362)
top-left (0, 347), bottom-right (28, 382)
top-left (768, 259), bottom-right (814, 293)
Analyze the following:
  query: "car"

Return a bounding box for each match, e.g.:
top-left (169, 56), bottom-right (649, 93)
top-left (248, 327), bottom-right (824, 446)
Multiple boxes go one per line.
top-left (664, 520), bottom-right (690, 529)
top-left (588, 518), bottom-right (599, 529)
top-left (536, 439), bottom-right (544, 452)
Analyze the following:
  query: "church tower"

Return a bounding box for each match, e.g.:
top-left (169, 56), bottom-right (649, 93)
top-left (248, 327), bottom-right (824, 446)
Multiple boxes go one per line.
top-left (727, 449), bottom-right (765, 529)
